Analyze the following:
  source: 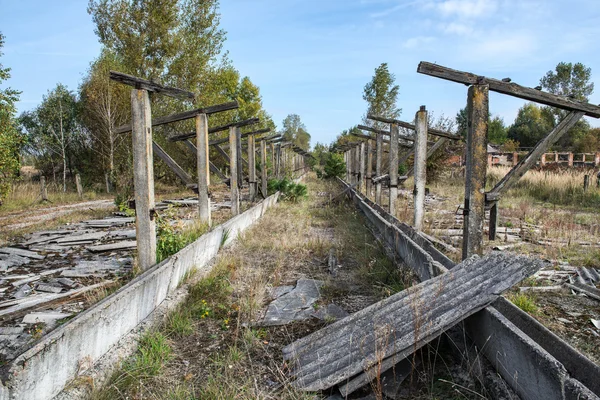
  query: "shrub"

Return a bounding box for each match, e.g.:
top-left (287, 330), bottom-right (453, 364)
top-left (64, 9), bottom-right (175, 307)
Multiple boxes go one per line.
top-left (323, 153), bottom-right (345, 179)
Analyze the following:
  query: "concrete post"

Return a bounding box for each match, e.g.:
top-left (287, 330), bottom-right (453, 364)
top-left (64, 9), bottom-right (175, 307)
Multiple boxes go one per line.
top-left (595, 152), bottom-right (600, 167)
top-left (568, 152), bottom-right (574, 167)
top-left (367, 139), bottom-right (373, 197)
top-left (105, 173), bottom-right (112, 193)
top-left (196, 113), bottom-right (211, 225)
top-left (462, 84), bottom-right (489, 260)
top-left (40, 176), bottom-right (48, 202)
top-left (389, 124), bottom-right (399, 215)
top-left (376, 133), bottom-right (383, 205)
top-left (248, 134), bottom-right (256, 201)
top-left (584, 175), bottom-right (590, 192)
top-left (512, 152), bottom-right (518, 166)
top-left (413, 106), bottom-right (428, 231)
top-left (229, 126), bottom-right (240, 216)
top-left (270, 143), bottom-right (275, 176)
top-left (75, 174), bottom-right (83, 199)
top-left (345, 151), bottom-right (350, 182)
top-left (261, 139), bottom-right (267, 198)
top-left (275, 144), bottom-right (281, 179)
top-left (131, 89), bottom-right (156, 270)
top-left (236, 128), bottom-right (243, 188)
top-left (540, 153), bottom-right (546, 166)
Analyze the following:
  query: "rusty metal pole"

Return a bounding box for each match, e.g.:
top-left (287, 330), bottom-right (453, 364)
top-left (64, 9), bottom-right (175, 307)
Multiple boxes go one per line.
top-left (462, 84), bottom-right (489, 260)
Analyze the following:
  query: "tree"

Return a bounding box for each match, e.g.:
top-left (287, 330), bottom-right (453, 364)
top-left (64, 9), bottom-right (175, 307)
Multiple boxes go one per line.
top-left (20, 84), bottom-right (82, 191)
top-left (323, 153), bottom-right (345, 179)
top-left (455, 107), bottom-right (467, 138)
top-left (363, 63), bottom-right (401, 128)
top-left (0, 32), bottom-right (24, 204)
top-left (79, 49), bottom-right (129, 181)
top-left (312, 143), bottom-right (329, 166)
top-left (280, 114), bottom-right (311, 150)
top-left (507, 103), bottom-right (553, 148)
top-left (489, 116), bottom-right (508, 144)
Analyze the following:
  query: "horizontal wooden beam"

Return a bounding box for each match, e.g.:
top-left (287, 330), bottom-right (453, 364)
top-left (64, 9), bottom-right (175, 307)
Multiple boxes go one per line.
top-left (115, 101), bottom-right (239, 134)
top-left (208, 128), bottom-right (270, 146)
top-left (168, 118), bottom-right (260, 142)
top-left (110, 71), bottom-right (195, 100)
top-left (357, 124), bottom-right (414, 145)
top-left (257, 134), bottom-right (281, 142)
top-left (366, 115), bottom-right (461, 140)
top-left (417, 62), bottom-right (600, 118)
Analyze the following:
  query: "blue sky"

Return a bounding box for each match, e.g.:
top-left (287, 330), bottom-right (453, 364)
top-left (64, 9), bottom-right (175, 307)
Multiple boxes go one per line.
top-left (1, 0), bottom-right (599, 146)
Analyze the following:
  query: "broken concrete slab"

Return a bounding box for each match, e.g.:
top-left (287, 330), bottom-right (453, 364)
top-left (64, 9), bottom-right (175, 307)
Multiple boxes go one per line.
top-left (35, 284), bottom-right (63, 294)
top-left (22, 311), bottom-right (72, 326)
top-left (13, 284), bottom-right (32, 299)
top-left (283, 253), bottom-right (543, 392)
top-left (83, 217), bottom-right (135, 227)
top-left (258, 279), bottom-right (324, 326)
top-left (269, 285), bottom-right (294, 299)
top-left (56, 231), bottom-right (108, 244)
top-left (0, 247), bottom-right (45, 260)
top-left (11, 276), bottom-right (40, 287)
top-left (56, 278), bottom-right (77, 288)
top-left (86, 240), bottom-right (137, 253)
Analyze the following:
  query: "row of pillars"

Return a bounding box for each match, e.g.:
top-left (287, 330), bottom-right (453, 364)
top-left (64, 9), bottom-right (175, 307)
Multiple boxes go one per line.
top-left (342, 106), bottom-right (429, 230)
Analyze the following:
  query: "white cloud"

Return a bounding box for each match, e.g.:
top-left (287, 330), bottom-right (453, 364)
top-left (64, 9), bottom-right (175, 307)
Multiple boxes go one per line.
top-left (442, 22), bottom-right (473, 35)
top-left (402, 36), bottom-right (436, 49)
top-left (425, 0), bottom-right (497, 19)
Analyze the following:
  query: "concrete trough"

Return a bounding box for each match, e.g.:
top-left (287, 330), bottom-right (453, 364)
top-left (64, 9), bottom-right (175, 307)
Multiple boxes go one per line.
top-left (0, 192), bottom-right (281, 400)
top-left (338, 178), bottom-right (599, 400)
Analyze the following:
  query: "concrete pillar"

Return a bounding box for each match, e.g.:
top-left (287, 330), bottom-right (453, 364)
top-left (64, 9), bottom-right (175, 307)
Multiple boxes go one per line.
top-left (236, 128), bottom-right (243, 188)
top-left (275, 144), bottom-right (281, 179)
top-left (540, 153), bottom-right (546, 166)
top-left (367, 139), bottom-right (373, 197)
top-left (196, 113), bottom-right (211, 225)
top-left (375, 133), bottom-right (383, 205)
top-left (462, 84), bottom-right (489, 260)
top-left (248, 134), bottom-right (256, 201)
top-left (229, 126), bottom-right (240, 216)
top-left (40, 176), bottom-right (48, 201)
top-left (389, 124), bottom-right (399, 215)
top-left (413, 106), bottom-right (428, 231)
top-left (512, 152), bottom-right (518, 166)
top-left (261, 139), bottom-right (267, 198)
top-left (595, 152), bottom-right (600, 167)
top-left (568, 152), bottom-right (574, 167)
top-left (555, 152), bottom-right (559, 163)
top-left (75, 174), bottom-right (83, 199)
top-left (131, 89), bottom-right (156, 270)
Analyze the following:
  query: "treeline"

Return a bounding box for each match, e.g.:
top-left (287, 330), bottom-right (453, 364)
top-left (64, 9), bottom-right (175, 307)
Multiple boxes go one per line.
top-left (0, 0), bottom-right (313, 204)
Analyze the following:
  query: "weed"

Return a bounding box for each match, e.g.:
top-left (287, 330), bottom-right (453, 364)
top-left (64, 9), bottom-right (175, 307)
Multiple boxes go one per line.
top-left (507, 292), bottom-right (538, 314)
top-left (164, 308), bottom-right (194, 337)
top-left (156, 212), bottom-right (209, 262)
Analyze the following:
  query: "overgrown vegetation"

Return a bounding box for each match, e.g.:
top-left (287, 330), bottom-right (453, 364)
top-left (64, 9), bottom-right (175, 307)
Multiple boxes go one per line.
top-left (267, 178), bottom-right (308, 202)
top-left (507, 292), bottom-right (538, 314)
top-left (156, 209), bottom-right (209, 262)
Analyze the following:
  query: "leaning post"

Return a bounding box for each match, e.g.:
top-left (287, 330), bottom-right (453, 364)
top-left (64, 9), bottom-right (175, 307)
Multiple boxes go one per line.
top-left (229, 126), bottom-right (240, 215)
top-left (462, 84), bottom-right (489, 260)
top-left (413, 106), bottom-right (428, 231)
top-left (389, 124), bottom-right (399, 215)
top-left (196, 113), bottom-right (211, 225)
top-left (248, 134), bottom-right (257, 201)
top-left (131, 89), bottom-right (157, 270)
top-left (375, 132), bottom-right (383, 204)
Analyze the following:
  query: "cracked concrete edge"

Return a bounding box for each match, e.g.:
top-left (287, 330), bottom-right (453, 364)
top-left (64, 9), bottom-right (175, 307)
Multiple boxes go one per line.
top-left (0, 183), bottom-right (292, 400)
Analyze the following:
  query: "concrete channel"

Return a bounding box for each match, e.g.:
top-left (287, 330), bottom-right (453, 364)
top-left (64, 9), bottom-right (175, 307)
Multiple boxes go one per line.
top-left (0, 191), bottom-right (283, 400)
top-left (338, 178), bottom-right (599, 400)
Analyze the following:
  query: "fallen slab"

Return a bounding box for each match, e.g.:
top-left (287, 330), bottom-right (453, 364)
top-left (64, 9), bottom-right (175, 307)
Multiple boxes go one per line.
top-left (283, 252), bottom-right (543, 392)
top-left (0, 247), bottom-right (45, 260)
top-left (87, 240), bottom-right (137, 253)
top-left (258, 279), bottom-right (324, 326)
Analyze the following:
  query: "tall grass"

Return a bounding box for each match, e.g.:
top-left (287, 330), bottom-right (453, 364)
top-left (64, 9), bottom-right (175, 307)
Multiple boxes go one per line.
top-left (488, 166), bottom-right (600, 208)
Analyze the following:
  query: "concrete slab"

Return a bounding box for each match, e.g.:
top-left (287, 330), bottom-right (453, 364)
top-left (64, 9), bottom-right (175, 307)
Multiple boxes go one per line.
top-left (22, 312), bottom-right (72, 326)
top-left (259, 279), bottom-right (324, 326)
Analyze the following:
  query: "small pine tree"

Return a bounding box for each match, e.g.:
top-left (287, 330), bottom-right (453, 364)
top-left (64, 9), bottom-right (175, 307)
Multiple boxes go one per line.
top-left (323, 153), bottom-right (345, 179)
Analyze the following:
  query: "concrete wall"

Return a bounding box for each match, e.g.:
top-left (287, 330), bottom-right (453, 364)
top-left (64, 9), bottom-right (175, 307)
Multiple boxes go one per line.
top-left (339, 178), bottom-right (599, 400)
top-left (0, 192), bottom-right (281, 400)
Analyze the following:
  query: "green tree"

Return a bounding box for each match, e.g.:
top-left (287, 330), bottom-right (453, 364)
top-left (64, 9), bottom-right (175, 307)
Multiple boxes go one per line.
top-left (323, 153), bottom-right (345, 179)
top-left (19, 84), bottom-right (82, 191)
top-left (455, 107), bottom-right (467, 138)
top-left (363, 63), bottom-right (400, 128)
top-left (507, 103), bottom-right (553, 148)
top-left (280, 114), bottom-right (311, 150)
top-left (312, 142), bottom-right (329, 166)
top-left (0, 32), bottom-right (24, 205)
top-left (489, 116), bottom-right (508, 144)
top-left (539, 62), bottom-right (594, 149)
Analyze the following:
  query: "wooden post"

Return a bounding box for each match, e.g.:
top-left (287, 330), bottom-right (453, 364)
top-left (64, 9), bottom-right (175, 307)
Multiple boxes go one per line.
top-left (344, 151), bottom-right (349, 182)
top-left (462, 84), bottom-right (488, 260)
top-left (512, 152), bottom-right (518, 166)
top-left (229, 126), bottom-right (240, 215)
top-left (389, 124), bottom-right (399, 215)
top-left (489, 202), bottom-right (498, 241)
top-left (275, 144), bottom-right (281, 179)
top-left (584, 175), bottom-right (590, 192)
top-left (375, 133), bottom-right (383, 204)
top-left (196, 113), bottom-right (211, 225)
top-left (568, 152), bottom-right (574, 167)
top-left (40, 176), bottom-right (48, 202)
top-left (359, 142), bottom-right (366, 193)
top-left (555, 152), bottom-right (559, 163)
top-left (248, 134), bottom-right (256, 201)
top-left (595, 152), bottom-right (600, 167)
top-left (366, 139), bottom-right (373, 197)
top-left (131, 89), bottom-right (156, 270)
top-left (413, 106), bottom-right (427, 231)
top-left (261, 139), bottom-right (267, 198)
top-left (105, 173), bottom-right (112, 193)
top-left (270, 143), bottom-right (275, 176)
top-left (540, 153), bottom-right (546, 166)
top-left (236, 128), bottom-right (243, 188)
top-left (75, 174), bottom-right (83, 199)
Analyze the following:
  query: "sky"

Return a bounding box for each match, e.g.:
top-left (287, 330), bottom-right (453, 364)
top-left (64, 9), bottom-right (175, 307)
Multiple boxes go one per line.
top-left (1, 0), bottom-right (600, 146)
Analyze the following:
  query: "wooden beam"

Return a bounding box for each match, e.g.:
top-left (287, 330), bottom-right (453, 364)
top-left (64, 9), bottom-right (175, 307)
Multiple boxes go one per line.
top-left (131, 89), bottom-right (156, 270)
top-left (366, 139), bottom-right (373, 196)
top-left (183, 140), bottom-right (228, 183)
top-left (417, 62), bottom-right (600, 118)
top-left (167, 117), bottom-right (260, 141)
top-left (110, 71), bottom-right (194, 99)
top-left (413, 107), bottom-right (428, 231)
top-left (357, 124), bottom-right (415, 144)
top-left (115, 101), bottom-right (239, 134)
top-left (248, 134), bottom-right (257, 201)
top-left (261, 139), bottom-right (268, 198)
top-left (152, 141), bottom-right (193, 185)
top-left (375, 133), bottom-right (383, 205)
top-left (389, 124), bottom-right (399, 215)
top-left (366, 114), bottom-right (461, 140)
top-left (229, 127), bottom-right (240, 215)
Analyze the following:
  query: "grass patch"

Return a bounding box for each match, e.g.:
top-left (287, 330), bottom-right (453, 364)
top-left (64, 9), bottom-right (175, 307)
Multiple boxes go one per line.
top-left (156, 214), bottom-right (209, 262)
top-left (507, 292), bottom-right (538, 314)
